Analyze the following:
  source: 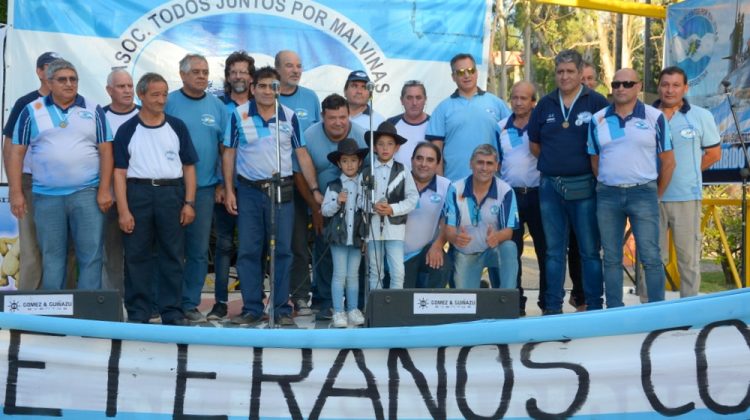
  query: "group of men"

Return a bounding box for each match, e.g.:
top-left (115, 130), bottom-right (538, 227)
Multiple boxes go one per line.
top-left (2, 46), bottom-right (719, 325)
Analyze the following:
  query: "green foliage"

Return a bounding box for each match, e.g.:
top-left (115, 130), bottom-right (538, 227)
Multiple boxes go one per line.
top-left (702, 185), bottom-right (743, 286)
top-left (1, 0), bottom-right (6, 24)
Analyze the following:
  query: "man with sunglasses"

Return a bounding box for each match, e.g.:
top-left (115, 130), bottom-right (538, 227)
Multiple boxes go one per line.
top-left (426, 53), bottom-right (510, 182)
top-left (8, 58), bottom-right (113, 290)
top-left (655, 66), bottom-right (720, 298)
top-left (389, 80), bottom-right (430, 169)
top-left (528, 49), bottom-right (609, 315)
top-left (588, 68), bottom-right (675, 308)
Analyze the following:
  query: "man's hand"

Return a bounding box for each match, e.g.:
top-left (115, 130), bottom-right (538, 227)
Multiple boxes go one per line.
top-left (486, 225), bottom-right (500, 248)
top-left (224, 189), bottom-right (238, 216)
top-left (180, 204), bottom-right (195, 226)
top-left (97, 188), bottom-right (114, 213)
top-left (119, 209), bottom-right (135, 233)
top-left (374, 201), bottom-right (394, 216)
top-left (454, 226), bottom-right (472, 248)
top-left (313, 190), bottom-right (324, 205)
top-left (426, 244), bottom-right (444, 269)
top-left (10, 190), bottom-right (26, 220)
top-left (215, 184), bottom-right (226, 203)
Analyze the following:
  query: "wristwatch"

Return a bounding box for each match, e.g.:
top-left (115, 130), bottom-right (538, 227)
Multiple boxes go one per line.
top-left (184, 200), bottom-right (195, 207)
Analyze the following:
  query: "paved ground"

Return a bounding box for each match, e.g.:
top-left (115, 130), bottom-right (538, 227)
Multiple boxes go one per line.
top-left (181, 238), bottom-right (682, 329)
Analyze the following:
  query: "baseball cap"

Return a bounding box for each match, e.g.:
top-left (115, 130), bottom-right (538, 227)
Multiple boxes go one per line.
top-left (346, 70), bottom-right (370, 84)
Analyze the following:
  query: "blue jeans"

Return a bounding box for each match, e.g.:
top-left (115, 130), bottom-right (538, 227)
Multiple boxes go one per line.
top-left (236, 184), bottom-right (293, 317)
top-left (213, 201), bottom-right (237, 303)
top-left (597, 181), bottom-right (664, 307)
top-left (34, 187), bottom-right (103, 290)
top-left (182, 186), bottom-right (215, 310)
top-left (539, 176), bottom-right (603, 311)
top-left (122, 182), bottom-right (186, 323)
top-left (311, 234), bottom-right (333, 311)
top-left (454, 241), bottom-right (517, 289)
top-left (368, 240), bottom-right (404, 290)
top-left (403, 244), bottom-right (453, 289)
top-left (330, 245), bottom-right (361, 312)
top-left (512, 187), bottom-right (546, 310)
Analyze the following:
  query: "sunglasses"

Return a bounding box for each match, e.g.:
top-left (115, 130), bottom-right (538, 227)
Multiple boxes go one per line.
top-left (53, 76), bottom-right (78, 84)
top-left (610, 80), bottom-right (638, 89)
top-left (453, 67), bottom-right (476, 77)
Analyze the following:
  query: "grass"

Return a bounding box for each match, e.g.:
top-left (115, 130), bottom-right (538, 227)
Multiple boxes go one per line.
top-left (700, 271), bottom-right (736, 293)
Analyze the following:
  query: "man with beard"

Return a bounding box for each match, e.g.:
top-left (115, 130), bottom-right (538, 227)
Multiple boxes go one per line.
top-left (207, 51), bottom-right (255, 321)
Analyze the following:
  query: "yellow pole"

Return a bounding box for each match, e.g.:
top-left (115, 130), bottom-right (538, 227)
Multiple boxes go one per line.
top-left (533, 0), bottom-right (667, 19)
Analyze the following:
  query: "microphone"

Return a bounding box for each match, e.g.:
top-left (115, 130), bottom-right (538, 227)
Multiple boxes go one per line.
top-left (722, 80), bottom-right (731, 93)
top-left (366, 81), bottom-right (375, 92)
top-left (272, 80), bottom-right (280, 97)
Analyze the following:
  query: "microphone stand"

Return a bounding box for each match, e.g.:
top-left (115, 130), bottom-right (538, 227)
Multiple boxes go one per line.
top-left (267, 80), bottom-right (282, 328)
top-left (362, 82), bottom-right (376, 310)
top-left (723, 80), bottom-right (750, 287)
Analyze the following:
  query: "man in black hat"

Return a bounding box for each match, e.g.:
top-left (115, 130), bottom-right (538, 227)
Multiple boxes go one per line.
top-left (2, 51), bottom-right (61, 290)
top-left (345, 70), bottom-right (384, 131)
top-left (362, 121), bottom-right (418, 291)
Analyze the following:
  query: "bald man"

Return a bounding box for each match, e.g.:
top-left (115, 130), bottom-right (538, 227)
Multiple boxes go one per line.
top-left (588, 68), bottom-right (675, 308)
top-left (496, 81), bottom-right (545, 316)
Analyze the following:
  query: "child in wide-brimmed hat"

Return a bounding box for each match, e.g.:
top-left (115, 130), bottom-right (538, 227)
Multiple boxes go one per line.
top-left (361, 121), bottom-right (419, 292)
top-left (321, 138), bottom-right (369, 328)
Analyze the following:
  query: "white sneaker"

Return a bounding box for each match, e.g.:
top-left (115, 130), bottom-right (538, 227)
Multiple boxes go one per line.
top-left (332, 312), bottom-right (348, 328)
top-left (347, 309), bottom-right (365, 326)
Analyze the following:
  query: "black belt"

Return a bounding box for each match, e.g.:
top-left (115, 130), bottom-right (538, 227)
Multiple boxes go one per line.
top-left (513, 186), bottom-right (539, 194)
top-left (128, 178), bottom-right (182, 187)
top-left (237, 175), bottom-right (292, 189)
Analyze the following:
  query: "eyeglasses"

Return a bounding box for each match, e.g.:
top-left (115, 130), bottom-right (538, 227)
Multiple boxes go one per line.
top-left (53, 76), bottom-right (78, 84)
top-left (610, 80), bottom-right (638, 89)
top-left (229, 70), bottom-right (250, 77)
top-left (404, 80), bottom-right (423, 87)
top-left (453, 67), bottom-right (476, 77)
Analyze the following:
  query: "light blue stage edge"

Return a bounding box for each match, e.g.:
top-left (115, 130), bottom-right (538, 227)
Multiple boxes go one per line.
top-left (0, 289), bottom-right (748, 349)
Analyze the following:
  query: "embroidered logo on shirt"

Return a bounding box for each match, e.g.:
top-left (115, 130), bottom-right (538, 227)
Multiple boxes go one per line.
top-left (490, 205), bottom-right (500, 215)
top-left (680, 128), bottom-right (696, 139)
top-left (201, 114), bottom-right (216, 126)
top-left (296, 108), bottom-right (309, 119)
top-left (634, 121), bottom-right (649, 130)
top-left (545, 113), bottom-right (556, 123)
top-left (78, 110), bottom-right (94, 120)
top-left (575, 111), bottom-right (593, 126)
top-left (430, 193), bottom-right (442, 203)
top-left (279, 124), bottom-right (292, 135)
top-left (165, 151), bottom-right (177, 161)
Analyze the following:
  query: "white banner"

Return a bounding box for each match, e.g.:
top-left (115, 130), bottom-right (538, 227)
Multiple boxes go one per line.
top-left (0, 289), bottom-right (749, 418)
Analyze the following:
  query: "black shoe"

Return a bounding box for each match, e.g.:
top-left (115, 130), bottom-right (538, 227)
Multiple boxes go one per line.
top-left (163, 317), bottom-right (191, 326)
top-left (184, 308), bottom-right (206, 322)
top-left (542, 309), bottom-right (563, 316)
top-left (206, 302), bottom-right (228, 320)
top-left (275, 315), bottom-right (296, 326)
top-left (231, 312), bottom-right (261, 325)
top-left (315, 308), bottom-right (333, 321)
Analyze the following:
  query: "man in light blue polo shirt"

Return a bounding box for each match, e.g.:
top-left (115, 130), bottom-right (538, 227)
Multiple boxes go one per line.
top-left (588, 68), bottom-right (675, 308)
top-left (528, 49), bottom-right (610, 315)
top-left (276, 50), bottom-right (321, 316)
top-left (655, 66), bottom-right (721, 297)
top-left (444, 144), bottom-right (518, 289)
top-left (403, 142), bottom-right (452, 288)
top-left (301, 94), bottom-right (369, 320)
top-left (426, 53), bottom-right (510, 181)
top-left (8, 58), bottom-right (113, 290)
top-left (223, 66), bottom-right (322, 326)
top-left (165, 53), bottom-right (228, 322)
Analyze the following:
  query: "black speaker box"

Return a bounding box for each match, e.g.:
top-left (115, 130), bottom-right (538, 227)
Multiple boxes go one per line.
top-left (0, 289), bottom-right (123, 322)
top-left (366, 288), bottom-right (519, 327)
